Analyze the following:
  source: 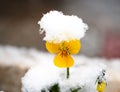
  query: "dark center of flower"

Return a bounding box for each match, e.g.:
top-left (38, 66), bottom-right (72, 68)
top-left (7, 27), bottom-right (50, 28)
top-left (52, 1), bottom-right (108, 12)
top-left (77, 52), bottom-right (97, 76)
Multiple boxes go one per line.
top-left (59, 42), bottom-right (70, 57)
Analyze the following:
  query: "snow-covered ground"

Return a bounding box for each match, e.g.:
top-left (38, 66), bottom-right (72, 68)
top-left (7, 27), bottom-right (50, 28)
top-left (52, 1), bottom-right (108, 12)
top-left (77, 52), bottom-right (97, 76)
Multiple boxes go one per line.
top-left (0, 46), bottom-right (120, 92)
top-left (0, 45), bottom-right (41, 68)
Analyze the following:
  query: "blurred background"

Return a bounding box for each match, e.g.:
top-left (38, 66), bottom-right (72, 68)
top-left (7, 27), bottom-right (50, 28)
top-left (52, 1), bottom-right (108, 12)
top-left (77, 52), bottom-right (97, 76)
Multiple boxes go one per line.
top-left (0, 0), bottom-right (120, 92)
top-left (0, 0), bottom-right (120, 58)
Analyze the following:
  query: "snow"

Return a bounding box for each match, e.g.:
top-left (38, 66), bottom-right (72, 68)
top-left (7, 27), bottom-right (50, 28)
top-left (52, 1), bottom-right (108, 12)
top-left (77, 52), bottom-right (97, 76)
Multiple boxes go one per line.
top-left (22, 54), bottom-right (107, 92)
top-left (0, 45), bottom-right (120, 92)
top-left (38, 10), bottom-right (88, 43)
top-left (0, 45), bottom-right (40, 68)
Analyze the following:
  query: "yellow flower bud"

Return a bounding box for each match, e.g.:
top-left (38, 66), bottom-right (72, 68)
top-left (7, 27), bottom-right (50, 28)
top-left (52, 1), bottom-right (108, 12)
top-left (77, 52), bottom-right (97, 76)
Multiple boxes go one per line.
top-left (97, 81), bottom-right (106, 92)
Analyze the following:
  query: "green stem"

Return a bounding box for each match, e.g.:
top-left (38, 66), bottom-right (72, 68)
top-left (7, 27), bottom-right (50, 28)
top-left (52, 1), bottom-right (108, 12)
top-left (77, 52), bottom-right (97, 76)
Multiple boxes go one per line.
top-left (66, 67), bottom-right (69, 79)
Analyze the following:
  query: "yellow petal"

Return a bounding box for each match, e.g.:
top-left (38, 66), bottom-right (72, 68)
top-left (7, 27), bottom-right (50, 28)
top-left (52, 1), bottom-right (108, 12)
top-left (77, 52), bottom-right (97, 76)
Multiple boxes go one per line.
top-left (54, 53), bottom-right (74, 68)
top-left (64, 40), bottom-right (81, 54)
top-left (46, 41), bottom-right (60, 53)
top-left (97, 82), bottom-right (106, 92)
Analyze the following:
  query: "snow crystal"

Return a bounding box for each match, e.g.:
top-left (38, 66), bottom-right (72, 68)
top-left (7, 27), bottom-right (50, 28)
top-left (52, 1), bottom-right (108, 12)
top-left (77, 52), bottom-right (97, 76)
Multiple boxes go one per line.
top-left (38, 10), bottom-right (88, 43)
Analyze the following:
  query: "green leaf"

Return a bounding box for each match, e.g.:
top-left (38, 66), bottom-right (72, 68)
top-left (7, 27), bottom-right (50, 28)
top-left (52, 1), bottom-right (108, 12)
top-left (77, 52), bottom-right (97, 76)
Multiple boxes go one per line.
top-left (49, 83), bottom-right (60, 92)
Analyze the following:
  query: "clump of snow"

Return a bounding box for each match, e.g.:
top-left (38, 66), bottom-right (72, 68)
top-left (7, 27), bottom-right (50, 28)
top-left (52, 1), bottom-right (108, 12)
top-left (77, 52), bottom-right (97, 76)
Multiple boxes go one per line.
top-left (38, 10), bottom-right (88, 43)
top-left (22, 55), bottom-right (106, 92)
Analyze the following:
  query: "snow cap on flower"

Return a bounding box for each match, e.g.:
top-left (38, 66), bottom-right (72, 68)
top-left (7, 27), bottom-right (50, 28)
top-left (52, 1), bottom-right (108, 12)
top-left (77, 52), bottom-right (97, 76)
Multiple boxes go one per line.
top-left (38, 10), bottom-right (88, 43)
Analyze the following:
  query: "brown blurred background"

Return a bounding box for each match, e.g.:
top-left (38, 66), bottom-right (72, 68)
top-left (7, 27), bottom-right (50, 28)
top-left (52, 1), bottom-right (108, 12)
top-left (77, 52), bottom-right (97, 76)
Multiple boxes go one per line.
top-left (0, 0), bottom-right (120, 58)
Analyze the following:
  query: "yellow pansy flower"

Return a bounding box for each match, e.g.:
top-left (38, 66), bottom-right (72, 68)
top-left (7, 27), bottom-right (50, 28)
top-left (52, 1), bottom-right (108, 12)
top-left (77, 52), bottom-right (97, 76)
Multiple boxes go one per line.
top-left (97, 81), bottom-right (106, 92)
top-left (46, 39), bottom-right (81, 68)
